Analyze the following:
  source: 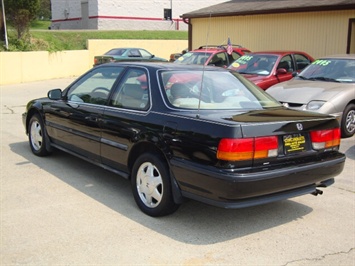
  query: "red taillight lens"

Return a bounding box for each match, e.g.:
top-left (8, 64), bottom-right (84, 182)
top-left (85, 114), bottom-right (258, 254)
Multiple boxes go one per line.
top-left (217, 138), bottom-right (253, 161)
top-left (217, 136), bottom-right (278, 161)
top-left (310, 128), bottom-right (341, 150)
top-left (254, 136), bottom-right (279, 159)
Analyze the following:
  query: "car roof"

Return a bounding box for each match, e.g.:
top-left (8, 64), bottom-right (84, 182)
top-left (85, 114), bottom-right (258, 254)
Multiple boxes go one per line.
top-left (109, 47), bottom-right (146, 50)
top-left (320, 54), bottom-right (355, 60)
top-left (248, 51), bottom-right (311, 56)
top-left (100, 61), bottom-right (230, 71)
top-left (191, 45), bottom-right (249, 53)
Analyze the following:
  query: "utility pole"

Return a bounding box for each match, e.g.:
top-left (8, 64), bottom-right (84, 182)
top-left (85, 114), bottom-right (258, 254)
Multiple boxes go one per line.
top-left (1, 0), bottom-right (8, 50)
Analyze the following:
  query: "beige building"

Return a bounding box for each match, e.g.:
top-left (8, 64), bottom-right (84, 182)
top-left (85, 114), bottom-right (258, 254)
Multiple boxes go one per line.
top-left (181, 0), bottom-right (355, 59)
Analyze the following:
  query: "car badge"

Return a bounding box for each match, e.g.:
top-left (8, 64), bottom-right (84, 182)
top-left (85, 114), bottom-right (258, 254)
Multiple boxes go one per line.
top-left (296, 123), bottom-right (303, 131)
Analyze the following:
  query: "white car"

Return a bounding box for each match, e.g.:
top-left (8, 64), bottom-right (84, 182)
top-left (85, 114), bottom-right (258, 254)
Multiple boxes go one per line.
top-left (266, 54), bottom-right (355, 138)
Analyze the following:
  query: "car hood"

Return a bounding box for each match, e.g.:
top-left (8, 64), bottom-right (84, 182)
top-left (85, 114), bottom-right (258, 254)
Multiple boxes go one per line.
top-left (266, 79), bottom-right (353, 104)
top-left (241, 73), bottom-right (267, 84)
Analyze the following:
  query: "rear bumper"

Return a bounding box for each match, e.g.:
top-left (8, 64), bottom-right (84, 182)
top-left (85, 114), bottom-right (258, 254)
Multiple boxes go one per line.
top-left (170, 153), bottom-right (345, 208)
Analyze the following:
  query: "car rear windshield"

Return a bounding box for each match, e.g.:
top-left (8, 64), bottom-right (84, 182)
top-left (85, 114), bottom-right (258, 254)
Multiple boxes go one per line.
top-left (159, 70), bottom-right (281, 110)
top-left (106, 49), bottom-right (126, 56)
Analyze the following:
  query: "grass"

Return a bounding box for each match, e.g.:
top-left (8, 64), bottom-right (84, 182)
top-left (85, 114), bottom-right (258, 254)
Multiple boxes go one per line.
top-left (1, 20), bottom-right (188, 52)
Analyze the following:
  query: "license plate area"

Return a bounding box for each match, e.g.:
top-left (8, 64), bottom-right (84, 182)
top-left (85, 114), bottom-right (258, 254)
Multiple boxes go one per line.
top-left (283, 133), bottom-right (306, 154)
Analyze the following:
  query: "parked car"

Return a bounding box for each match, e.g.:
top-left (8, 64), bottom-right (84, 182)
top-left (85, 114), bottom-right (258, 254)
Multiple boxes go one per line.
top-left (23, 62), bottom-right (345, 217)
top-left (228, 51), bottom-right (314, 90)
top-left (173, 45), bottom-right (251, 67)
top-left (266, 54), bottom-right (355, 138)
top-left (93, 47), bottom-right (168, 66)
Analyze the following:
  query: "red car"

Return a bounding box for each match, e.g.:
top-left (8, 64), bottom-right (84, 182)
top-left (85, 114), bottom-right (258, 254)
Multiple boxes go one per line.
top-left (174, 45), bottom-right (251, 68)
top-left (228, 51), bottom-right (314, 90)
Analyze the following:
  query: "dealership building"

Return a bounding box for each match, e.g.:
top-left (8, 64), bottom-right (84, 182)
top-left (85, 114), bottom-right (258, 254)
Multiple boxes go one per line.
top-left (50, 0), bottom-right (226, 30)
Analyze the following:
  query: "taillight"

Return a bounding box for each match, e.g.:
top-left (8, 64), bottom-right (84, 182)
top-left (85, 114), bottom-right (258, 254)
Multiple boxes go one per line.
top-left (310, 128), bottom-right (341, 150)
top-left (254, 136), bottom-right (278, 159)
top-left (217, 136), bottom-right (278, 161)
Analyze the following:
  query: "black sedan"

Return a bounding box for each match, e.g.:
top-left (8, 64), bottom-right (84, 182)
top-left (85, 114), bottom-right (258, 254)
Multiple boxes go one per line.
top-left (23, 62), bottom-right (345, 217)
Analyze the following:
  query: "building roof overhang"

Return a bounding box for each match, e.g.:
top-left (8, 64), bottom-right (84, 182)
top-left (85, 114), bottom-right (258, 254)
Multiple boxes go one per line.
top-left (181, 0), bottom-right (355, 19)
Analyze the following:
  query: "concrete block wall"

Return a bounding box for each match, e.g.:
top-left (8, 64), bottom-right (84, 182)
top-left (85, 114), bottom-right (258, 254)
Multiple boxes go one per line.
top-left (0, 39), bottom-right (187, 85)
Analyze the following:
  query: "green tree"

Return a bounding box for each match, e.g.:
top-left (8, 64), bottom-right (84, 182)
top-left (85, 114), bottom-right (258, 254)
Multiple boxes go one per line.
top-left (5, 0), bottom-right (40, 39)
top-left (38, 0), bottom-right (51, 20)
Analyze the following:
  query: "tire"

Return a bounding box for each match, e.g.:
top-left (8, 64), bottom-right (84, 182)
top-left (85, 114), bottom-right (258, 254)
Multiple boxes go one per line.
top-left (131, 153), bottom-right (179, 217)
top-left (341, 103), bottom-right (355, 138)
top-left (28, 114), bottom-right (51, 156)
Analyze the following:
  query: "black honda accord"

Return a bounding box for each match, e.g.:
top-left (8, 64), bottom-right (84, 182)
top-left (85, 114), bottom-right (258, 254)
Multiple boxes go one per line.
top-left (23, 62), bottom-right (345, 216)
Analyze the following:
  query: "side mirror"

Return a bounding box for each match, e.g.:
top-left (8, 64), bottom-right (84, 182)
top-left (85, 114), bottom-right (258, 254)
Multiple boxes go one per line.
top-left (48, 89), bottom-right (62, 100)
top-left (276, 68), bottom-right (287, 75)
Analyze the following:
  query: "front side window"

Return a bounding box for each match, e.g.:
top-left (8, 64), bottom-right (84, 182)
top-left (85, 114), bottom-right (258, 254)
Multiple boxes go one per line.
top-left (139, 49), bottom-right (153, 58)
top-left (278, 55), bottom-right (294, 72)
top-left (67, 66), bottom-right (123, 105)
top-left (160, 70), bottom-right (281, 110)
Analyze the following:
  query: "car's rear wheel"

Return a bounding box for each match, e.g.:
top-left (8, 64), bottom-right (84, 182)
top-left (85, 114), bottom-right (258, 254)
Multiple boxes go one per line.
top-left (28, 114), bottom-right (51, 156)
top-left (131, 153), bottom-right (179, 217)
top-left (341, 103), bottom-right (355, 138)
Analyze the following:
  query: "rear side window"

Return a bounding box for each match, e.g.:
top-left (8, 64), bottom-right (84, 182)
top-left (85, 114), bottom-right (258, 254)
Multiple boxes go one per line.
top-left (110, 68), bottom-right (150, 110)
top-left (209, 53), bottom-right (228, 67)
top-left (295, 54), bottom-right (311, 71)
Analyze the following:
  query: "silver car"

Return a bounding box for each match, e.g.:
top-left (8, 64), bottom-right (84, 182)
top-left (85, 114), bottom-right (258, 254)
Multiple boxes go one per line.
top-left (266, 54), bottom-right (355, 138)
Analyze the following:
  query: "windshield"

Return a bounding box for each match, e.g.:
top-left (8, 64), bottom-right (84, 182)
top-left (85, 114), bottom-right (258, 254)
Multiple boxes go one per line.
top-left (298, 58), bottom-right (355, 83)
top-left (159, 70), bottom-right (281, 110)
top-left (173, 52), bottom-right (212, 65)
top-left (228, 54), bottom-right (278, 76)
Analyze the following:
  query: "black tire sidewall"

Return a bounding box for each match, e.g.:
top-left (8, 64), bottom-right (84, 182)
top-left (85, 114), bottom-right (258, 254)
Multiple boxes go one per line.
top-left (28, 114), bottom-right (50, 156)
top-left (341, 103), bottom-right (355, 138)
top-left (131, 153), bottom-right (178, 217)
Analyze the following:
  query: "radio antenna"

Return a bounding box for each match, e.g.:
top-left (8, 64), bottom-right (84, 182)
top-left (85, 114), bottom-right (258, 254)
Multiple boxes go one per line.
top-left (196, 11), bottom-right (212, 119)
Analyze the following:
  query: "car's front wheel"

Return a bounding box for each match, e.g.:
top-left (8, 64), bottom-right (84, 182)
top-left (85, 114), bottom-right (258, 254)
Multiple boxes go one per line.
top-left (341, 103), bottom-right (355, 138)
top-left (131, 153), bottom-right (179, 217)
top-left (28, 114), bottom-right (51, 156)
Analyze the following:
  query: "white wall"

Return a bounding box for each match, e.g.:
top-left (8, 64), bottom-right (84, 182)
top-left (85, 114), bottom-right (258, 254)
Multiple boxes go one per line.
top-left (51, 0), bottom-right (226, 30)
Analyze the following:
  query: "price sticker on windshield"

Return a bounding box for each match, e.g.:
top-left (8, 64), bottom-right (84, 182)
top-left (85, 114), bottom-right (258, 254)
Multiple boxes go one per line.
top-left (283, 134), bottom-right (306, 154)
top-left (312, 60), bottom-right (331, 66)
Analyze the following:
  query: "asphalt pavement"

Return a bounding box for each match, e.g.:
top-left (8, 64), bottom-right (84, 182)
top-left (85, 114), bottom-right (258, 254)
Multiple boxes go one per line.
top-left (1, 78), bottom-right (354, 265)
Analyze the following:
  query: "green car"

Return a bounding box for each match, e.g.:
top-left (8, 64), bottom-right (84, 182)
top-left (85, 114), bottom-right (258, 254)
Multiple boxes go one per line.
top-left (93, 48), bottom-right (168, 66)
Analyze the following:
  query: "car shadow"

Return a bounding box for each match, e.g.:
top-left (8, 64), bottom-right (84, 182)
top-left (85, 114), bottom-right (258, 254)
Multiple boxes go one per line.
top-left (10, 141), bottom-right (313, 245)
top-left (344, 145), bottom-right (355, 160)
